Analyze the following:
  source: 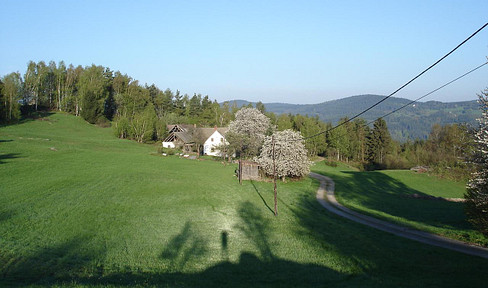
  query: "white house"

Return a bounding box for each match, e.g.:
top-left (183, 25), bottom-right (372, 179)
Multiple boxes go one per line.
top-left (162, 125), bottom-right (230, 156)
top-left (202, 128), bottom-right (229, 156)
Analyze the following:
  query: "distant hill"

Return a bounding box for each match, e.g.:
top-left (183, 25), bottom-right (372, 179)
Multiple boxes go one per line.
top-left (223, 95), bottom-right (481, 142)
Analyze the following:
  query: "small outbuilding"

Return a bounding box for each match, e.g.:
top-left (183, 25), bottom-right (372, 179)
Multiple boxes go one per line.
top-left (238, 160), bottom-right (260, 183)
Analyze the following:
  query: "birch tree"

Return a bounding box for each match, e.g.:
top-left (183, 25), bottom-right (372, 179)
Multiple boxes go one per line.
top-left (130, 103), bottom-right (157, 143)
top-left (54, 61), bottom-right (66, 111)
top-left (1, 72), bottom-right (22, 121)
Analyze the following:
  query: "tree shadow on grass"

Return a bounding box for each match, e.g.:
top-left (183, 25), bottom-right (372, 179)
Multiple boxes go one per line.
top-left (0, 236), bottom-right (106, 287)
top-left (0, 209), bottom-right (15, 223)
top-left (0, 111), bottom-right (55, 127)
top-left (235, 201), bottom-right (274, 261)
top-left (1, 202), bottom-right (345, 287)
top-left (0, 153), bottom-right (21, 164)
top-left (291, 178), bottom-right (488, 287)
top-left (160, 221), bottom-right (209, 271)
top-left (250, 180), bottom-right (274, 215)
top-left (330, 170), bottom-right (470, 231)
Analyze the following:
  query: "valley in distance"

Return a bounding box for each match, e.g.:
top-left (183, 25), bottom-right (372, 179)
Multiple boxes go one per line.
top-left (224, 94), bottom-right (480, 142)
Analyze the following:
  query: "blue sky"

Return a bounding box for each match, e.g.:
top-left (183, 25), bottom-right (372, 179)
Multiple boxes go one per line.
top-left (1, 0), bottom-right (487, 104)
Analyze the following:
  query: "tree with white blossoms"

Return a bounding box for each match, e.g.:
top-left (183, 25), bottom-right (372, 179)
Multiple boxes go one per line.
top-left (466, 89), bottom-right (488, 237)
top-left (256, 129), bottom-right (312, 180)
top-left (226, 107), bottom-right (272, 158)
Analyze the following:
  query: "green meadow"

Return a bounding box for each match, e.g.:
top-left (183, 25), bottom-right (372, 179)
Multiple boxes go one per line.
top-left (1, 113), bottom-right (487, 287)
top-left (312, 162), bottom-right (488, 246)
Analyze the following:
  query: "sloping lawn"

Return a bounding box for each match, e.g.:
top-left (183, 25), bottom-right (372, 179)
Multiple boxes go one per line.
top-left (312, 161), bottom-right (488, 246)
top-left (1, 113), bottom-right (487, 287)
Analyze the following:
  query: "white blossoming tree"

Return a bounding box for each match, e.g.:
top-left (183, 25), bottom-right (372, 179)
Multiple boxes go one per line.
top-left (256, 129), bottom-right (312, 180)
top-left (226, 107), bottom-right (272, 158)
top-left (466, 89), bottom-right (488, 236)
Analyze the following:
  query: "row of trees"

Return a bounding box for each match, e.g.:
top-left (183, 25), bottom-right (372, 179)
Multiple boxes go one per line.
top-left (0, 61), bottom-right (238, 143)
top-left (0, 60), bottom-right (473, 176)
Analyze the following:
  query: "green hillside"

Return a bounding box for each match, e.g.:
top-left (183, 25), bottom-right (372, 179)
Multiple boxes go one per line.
top-left (228, 95), bottom-right (480, 141)
top-left (1, 113), bottom-right (487, 287)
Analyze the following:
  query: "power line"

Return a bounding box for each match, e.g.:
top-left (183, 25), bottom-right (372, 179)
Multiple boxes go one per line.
top-left (366, 61), bottom-right (488, 127)
top-left (300, 22), bottom-right (488, 141)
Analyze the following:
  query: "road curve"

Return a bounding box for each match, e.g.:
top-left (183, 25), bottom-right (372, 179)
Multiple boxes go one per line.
top-left (309, 172), bottom-right (488, 259)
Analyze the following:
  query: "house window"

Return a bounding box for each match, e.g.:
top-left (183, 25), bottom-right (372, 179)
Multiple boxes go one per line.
top-left (220, 138), bottom-right (224, 142)
top-left (211, 138), bottom-right (214, 142)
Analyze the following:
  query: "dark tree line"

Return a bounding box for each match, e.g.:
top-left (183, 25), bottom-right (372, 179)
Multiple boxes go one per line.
top-left (269, 111), bottom-right (471, 177)
top-left (0, 60), bottom-right (473, 177)
top-left (0, 60), bottom-right (234, 143)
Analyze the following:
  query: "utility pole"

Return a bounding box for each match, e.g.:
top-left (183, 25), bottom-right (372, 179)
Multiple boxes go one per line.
top-left (272, 136), bottom-right (277, 216)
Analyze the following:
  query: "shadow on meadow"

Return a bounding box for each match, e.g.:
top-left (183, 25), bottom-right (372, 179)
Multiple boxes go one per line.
top-left (0, 236), bottom-right (106, 287)
top-left (330, 170), bottom-right (470, 231)
top-left (0, 209), bottom-right (15, 223)
top-left (1, 201), bottom-right (344, 287)
top-left (291, 178), bottom-right (488, 287)
top-left (250, 180), bottom-right (274, 215)
top-left (0, 152), bottom-right (21, 164)
top-left (160, 221), bottom-right (209, 271)
top-left (0, 111), bottom-right (55, 127)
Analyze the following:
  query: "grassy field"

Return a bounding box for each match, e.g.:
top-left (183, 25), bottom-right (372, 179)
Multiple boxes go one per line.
top-left (311, 162), bottom-right (488, 246)
top-left (1, 113), bottom-right (488, 287)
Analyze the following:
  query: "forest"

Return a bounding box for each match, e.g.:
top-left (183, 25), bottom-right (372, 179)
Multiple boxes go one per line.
top-left (256, 95), bottom-right (480, 142)
top-left (0, 60), bottom-right (474, 179)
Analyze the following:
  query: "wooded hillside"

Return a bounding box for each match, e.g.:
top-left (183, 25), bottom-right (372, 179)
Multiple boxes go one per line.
top-left (229, 95), bottom-right (480, 141)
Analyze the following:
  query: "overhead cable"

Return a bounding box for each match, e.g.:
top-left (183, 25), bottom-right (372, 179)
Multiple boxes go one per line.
top-left (299, 22), bottom-right (488, 141)
top-left (366, 61), bottom-right (488, 126)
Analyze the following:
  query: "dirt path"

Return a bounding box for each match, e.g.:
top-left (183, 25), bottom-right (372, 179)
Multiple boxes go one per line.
top-left (309, 172), bottom-right (488, 259)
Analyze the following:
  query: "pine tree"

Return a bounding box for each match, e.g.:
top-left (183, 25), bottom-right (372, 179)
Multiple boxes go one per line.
top-left (367, 118), bottom-right (391, 166)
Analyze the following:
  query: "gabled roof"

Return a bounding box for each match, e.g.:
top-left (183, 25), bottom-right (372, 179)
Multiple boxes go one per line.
top-left (167, 124), bottom-right (189, 133)
top-left (164, 124), bottom-right (229, 144)
top-left (198, 127), bottom-right (229, 140)
top-left (174, 131), bottom-right (193, 143)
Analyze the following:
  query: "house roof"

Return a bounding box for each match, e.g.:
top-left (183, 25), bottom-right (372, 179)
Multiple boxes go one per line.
top-left (198, 127), bottom-right (229, 140)
top-left (166, 124), bottom-right (193, 133)
top-left (164, 125), bottom-right (228, 144)
top-left (173, 131), bottom-right (194, 143)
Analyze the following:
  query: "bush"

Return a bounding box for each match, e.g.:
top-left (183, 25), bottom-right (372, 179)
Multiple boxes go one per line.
top-left (96, 116), bottom-right (110, 127)
top-left (384, 154), bottom-right (411, 170)
top-left (158, 147), bottom-right (176, 155)
top-left (113, 116), bottom-right (130, 138)
top-left (323, 160), bottom-right (338, 167)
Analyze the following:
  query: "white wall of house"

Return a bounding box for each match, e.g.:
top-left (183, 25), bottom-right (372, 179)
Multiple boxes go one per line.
top-left (162, 141), bottom-right (175, 149)
top-left (203, 130), bottom-right (227, 156)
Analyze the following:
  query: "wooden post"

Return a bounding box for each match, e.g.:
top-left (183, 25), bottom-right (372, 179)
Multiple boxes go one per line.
top-left (272, 136), bottom-right (277, 216)
top-left (239, 159), bottom-right (242, 185)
